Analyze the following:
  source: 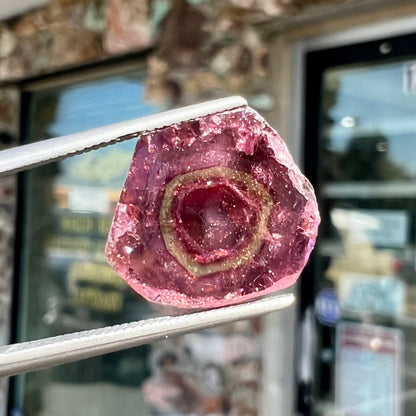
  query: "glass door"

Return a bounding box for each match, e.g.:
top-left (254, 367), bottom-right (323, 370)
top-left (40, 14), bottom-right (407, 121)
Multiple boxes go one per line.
top-left (303, 33), bottom-right (416, 416)
top-left (12, 67), bottom-right (275, 416)
top-left (14, 69), bottom-right (158, 416)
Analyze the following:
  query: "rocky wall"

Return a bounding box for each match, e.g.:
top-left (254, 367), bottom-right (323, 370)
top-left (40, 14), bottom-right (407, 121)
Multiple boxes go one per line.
top-left (0, 0), bottom-right (341, 106)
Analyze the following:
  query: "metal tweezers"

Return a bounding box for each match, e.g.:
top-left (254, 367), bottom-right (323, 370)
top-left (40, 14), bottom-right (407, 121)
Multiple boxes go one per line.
top-left (0, 96), bottom-right (295, 377)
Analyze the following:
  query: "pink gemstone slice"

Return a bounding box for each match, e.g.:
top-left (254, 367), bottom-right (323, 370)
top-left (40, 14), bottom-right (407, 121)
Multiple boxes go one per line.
top-left (106, 106), bottom-right (320, 308)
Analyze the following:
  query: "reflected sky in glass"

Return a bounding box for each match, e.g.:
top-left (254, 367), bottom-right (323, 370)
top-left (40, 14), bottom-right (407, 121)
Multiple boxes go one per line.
top-left (44, 76), bottom-right (156, 188)
top-left (323, 61), bottom-right (416, 177)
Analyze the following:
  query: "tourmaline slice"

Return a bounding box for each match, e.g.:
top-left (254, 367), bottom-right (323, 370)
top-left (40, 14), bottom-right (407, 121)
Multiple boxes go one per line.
top-left (106, 106), bottom-right (320, 308)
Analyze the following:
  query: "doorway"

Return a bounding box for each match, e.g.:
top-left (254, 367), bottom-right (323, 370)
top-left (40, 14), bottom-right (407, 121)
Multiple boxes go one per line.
top-left (302, 32), bottom-right (416, 416)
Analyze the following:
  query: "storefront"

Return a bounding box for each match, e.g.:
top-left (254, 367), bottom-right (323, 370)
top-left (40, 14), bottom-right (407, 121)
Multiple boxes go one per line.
top-left (298, 23), bottom-right (416, 416)
top-left (0, 1), bottom-right (415, 416)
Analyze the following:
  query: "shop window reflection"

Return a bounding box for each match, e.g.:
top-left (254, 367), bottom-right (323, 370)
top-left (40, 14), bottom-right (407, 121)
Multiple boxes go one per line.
top-left (19, 73), bottom-right (156, 416)
top-left (17, 71), bottom-right (269, 416)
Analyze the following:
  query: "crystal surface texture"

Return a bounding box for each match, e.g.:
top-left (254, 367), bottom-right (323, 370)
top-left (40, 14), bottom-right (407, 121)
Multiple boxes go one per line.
top-left (106, 106), bottom-right (320, 308)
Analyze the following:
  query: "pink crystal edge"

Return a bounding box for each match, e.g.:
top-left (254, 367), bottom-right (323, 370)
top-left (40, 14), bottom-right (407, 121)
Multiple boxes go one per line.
top-left (125, 269), bottom-right (304, 309)
top-left (105, 105), bottom-right (320, 309)
top-left (106, 230), bottom-right (317, 309)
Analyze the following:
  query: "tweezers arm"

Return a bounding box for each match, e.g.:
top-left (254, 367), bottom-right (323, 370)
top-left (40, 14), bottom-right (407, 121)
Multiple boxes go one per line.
top-left (0, 96), bottom-right (247, 177)
top-left (0, 294), bottom-right (294, 377)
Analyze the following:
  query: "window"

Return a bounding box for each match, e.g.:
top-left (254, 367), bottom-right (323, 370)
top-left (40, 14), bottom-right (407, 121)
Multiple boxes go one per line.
top-left (15, 69), bottom-right (157, 416)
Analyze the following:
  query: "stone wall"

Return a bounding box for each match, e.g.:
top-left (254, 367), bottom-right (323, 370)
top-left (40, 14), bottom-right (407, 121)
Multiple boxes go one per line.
top-left (0, 0), bottom-right (343, 105)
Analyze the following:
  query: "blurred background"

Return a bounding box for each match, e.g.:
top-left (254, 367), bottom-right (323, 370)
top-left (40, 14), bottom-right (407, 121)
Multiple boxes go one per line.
top-left (0, 0), bottom-right (415, 415)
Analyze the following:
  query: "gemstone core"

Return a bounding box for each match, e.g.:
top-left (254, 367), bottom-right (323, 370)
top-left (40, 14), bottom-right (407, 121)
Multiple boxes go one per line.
top-left (106, 106), bottom-right (320, 308)
top-left (160, 166), bottom-right (273, 277)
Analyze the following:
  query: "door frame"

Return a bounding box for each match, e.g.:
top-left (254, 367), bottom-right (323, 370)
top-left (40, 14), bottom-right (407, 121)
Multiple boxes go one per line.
top-left (292, 13), bottom-right (416, 416)
top-left (267, 10), bottom-right (416, 416)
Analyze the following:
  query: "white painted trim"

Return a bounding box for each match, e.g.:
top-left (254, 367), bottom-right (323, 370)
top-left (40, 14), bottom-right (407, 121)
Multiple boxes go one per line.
top-left (302, 15), bottom-right (416, 51)
top-left (290, 43), bottom-right (307, 169)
